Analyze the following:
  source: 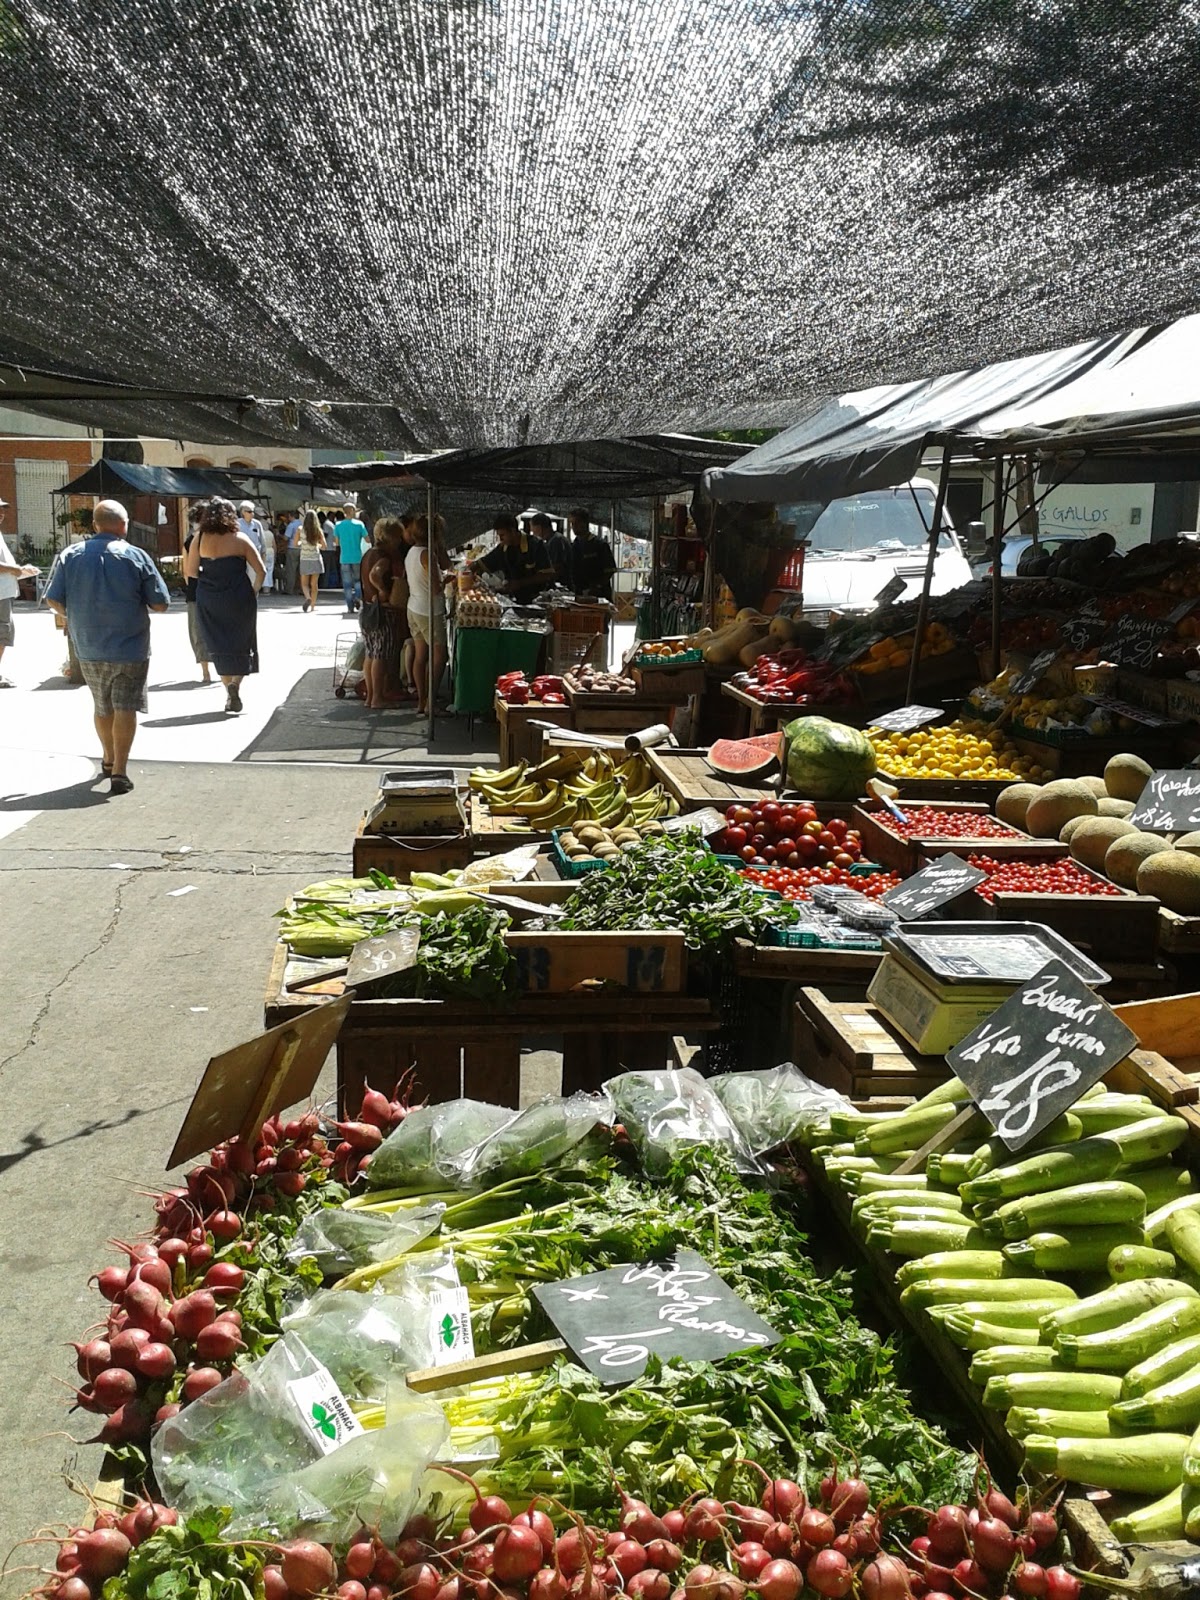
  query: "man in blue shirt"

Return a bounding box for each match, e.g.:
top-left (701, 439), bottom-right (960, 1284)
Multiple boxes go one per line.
top-left (45, 499), bottom-right (170, 795)
top-left (283, 511), bottom-right (303, 594)
top-left (332, 501), bottom-right (369, 614)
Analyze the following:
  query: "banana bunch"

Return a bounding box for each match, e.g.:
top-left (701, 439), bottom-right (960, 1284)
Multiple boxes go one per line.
top-left (467, 749), bottom-right (679, 832)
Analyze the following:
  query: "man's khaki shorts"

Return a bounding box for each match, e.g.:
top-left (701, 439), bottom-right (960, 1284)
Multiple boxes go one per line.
top-left (80, 658), bottom-right (150, 715)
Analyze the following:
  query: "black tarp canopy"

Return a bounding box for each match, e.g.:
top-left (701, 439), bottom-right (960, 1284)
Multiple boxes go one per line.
top-left (56, 460), bottom-right (250, 499)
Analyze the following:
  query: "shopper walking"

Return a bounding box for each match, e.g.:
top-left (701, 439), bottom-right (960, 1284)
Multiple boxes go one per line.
top-left (284, 509), bottom-right (303, 594)
top-left (44, 498), bottom-right (170, 793)
top-left (184, 497), bottom-right (265, 715)
top-left (181, 502), bottom-right (214, 684)
top-left (297, 510), bottom-right (326, 613)
top-left (406, 514), bottom-right (449, 716)
top-left (359, 517), bottom-right (408, 710)
top-left (333, 501), bottom-right (369, 614)
top-left (237, 499), bottom-right (272, 591)
top-left (0, 494), bottom-right (40, 687)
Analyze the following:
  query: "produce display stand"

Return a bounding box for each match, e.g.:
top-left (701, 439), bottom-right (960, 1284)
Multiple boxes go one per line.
top-left (469, 792), bottom-right (549, 845)
top-left (980, 873), bottom-right (1161, 960)
top-left (1007, 728), bottom-right (1179, 780)
top-left (850, 800), bottom-right (1062, 875)
top-left (1158, 905), bottom-right (1200, 956)
top-left (352, 822), bottom-right (480, 880)
top-left (263, 938), bottom-right (715, 1113)
top-left (872, 770), bottom-right (1016, 801)
top-left (853, 645), bottom-right (979, 705)
top-left (790, 987), bottom-right (952, 1099)
top-left (452, 626), bottom-right (546, 718)
top-left (720, 681), bottom-right (872, 736)
top-left (563, 682), bottom-right (678, 734)
top-left (630, 659), bottom-right (706, 702)
top-left (645, 744), bottom-right (777, 809)
top-left (495, 694), bottom-right (574, 765)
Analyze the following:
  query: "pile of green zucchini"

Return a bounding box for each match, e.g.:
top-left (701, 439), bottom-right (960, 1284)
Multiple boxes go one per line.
top-left (809, 1078), bottom-right (1200, 1543)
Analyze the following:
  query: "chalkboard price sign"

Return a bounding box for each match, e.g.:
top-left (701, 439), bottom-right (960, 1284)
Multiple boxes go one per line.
top-left (947, 959), bottom-right (1137, 1152)
top-left (1061, 606), bottom-right (1108, 653)
top-left (345, 926), bottom-right (421, 989)
top-left (1130, 770), bottom-right (1200, 833)
top-left (874, 574), bottom-right (907, 608)
top-left (1103, 613), bottom-right (1174, 671)
top-left (1009, 650), bottom-right (1058, 696)
top-left (870, 704), bottom-right (945, 735)
top-left (533, 1248), bottom-right (780, 1384)
top-left (882, 853), bottom-right (988, 921)
top-left (825, 631), bottom-right (883, 670)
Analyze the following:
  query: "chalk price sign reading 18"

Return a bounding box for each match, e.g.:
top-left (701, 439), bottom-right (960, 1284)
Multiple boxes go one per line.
top-left (1130, 770), bottom-right (1200, 834)
top-left (947, 959), bottom-right (1137, 1151)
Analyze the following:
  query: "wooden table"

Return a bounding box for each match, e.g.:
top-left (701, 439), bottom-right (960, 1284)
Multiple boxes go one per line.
top-left (791, 987), bottom-right (950, 1100)
top-left (495, 695), bottom-right (574, 765)
top-left (645, 746), bottom-right (776, 810)
top-left (719, 682), bottom-right (807, 738)
top-left (564, 686), bottom-right (677, 734)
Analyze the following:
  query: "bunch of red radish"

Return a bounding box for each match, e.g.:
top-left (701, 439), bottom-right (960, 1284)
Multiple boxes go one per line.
top-left (908, 1486), bottom-right (1079, 1600)
top-left (29, 1497), bottom-right (178, 1600)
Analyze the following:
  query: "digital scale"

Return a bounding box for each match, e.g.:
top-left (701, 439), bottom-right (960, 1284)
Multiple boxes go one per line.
top-left (362, 768), bottom-right (466, 837)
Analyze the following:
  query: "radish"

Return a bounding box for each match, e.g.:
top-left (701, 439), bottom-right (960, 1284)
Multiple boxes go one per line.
top-left (493, 1526), bottom-right (544, 1584)
top-left (860, 1554), bottom-right (912, 1600)
top-left (985, 1487), bottom-right (1022, 1530)
top-left (108, 1328), bottom-right (151, 1370)
top-left (1025, 1511), bottom-right (1058, 1553)
top-left (374, 1550), bottom-right (402, 1585)
top-left (187, 1240), bottom-right (215, 1271)
top-left (134, 1342), bottom-right (177, 1380)
top-left (74, 1529), bottom-right (132, 1581)
top-left (682, 1565), bottom-right (721, 1600)
top-left (225, 1137), bottom-right (256, 1176)
top-left (73, 1340), bottom-right (111, 1381)
top-left (203, 1262), bottom-right (245, 1299)
top-left (92, 1367), bottom-right (138, 1412)
top-left (754, 1559), bottom-right (802, 1600)
top-left (926, 1506), bottom-right (968, 1563)
top-left (952, 1558), bottom-right (986, 1594)
top-left (732, 1543), bottom-right (769, 1581)
top-left (195, 1320), bottom-right (244, 1361)
top-left (276, 1171), bottom-right (307, 1197)
top-left (154, 1402), bottom-right (181, 1426)
top-left (206, 1209), bottom-right (242, 1242)
top-left (258, 1118), bottom-right (279, 1146)
top-left (627, 1574), bottom-right (670, 1600)
top-left (277, 1146), bottom-right (305, 1173)
top-left (262, 1566), bottom-right (289, 1600)
top-left (128, 1257), bottom-right (173, 1297)
top-left (513, 1509), bottom-right (555, 1556)
top-left (359, 1088), bottom-right (393, 1130)
top-left (612, 1541), bottom-right (648, 1580)
top-left (831, 1532), bottom-right (857, 1560)
top-left (797, 1509), bottom-right (836, 1549)
top-left (157, 1237), bottom-right (189, 1271)
top-left (281, 1540), bottom-right (336, 1598)
top-left (761, 1480), bottom-right (804, 1523)
top-left (467, 1491), bottom-right (512, 1536)
top-left (852, 1516), bottom-right (881, 1555)
top-left (829, 1478), bottom-right (869, 1527)
top-left (93, 1267), bottom-right (127, 1302)
top-left (726, 1504), bottom-right (772, 1543)
top-left (619, 1496), bottom-right (669, 1544)
top-left (56, 1578), bottom-right (93, 1600)
top-left (1043, 1570), bottom-right (1080, 1600)
top-left (973, 1516), bottom-right (1017, 1575)
top-left (762, 1523), bottom-right (794, 1559)
top-left (645, 1541), bottom-right (682, 1573)
top-left (433, 1582), bottom-right (462, 1600)
top-left (818, 1470), bottom-right (838, 1506)
top-left (662, 1511), bottom-right (685, 1541)
top-left (120, 1276), bottom-right (166, 1327)
top-left (807, 1550), bottom-right (852, 1599)
top-left (460, 1544), bottom-right (494, 1580)
top-left (1012, 1563), bottom-right (1048, 1598)
top-left (182, 1366), bottom-right (224, 1402)
top-left (93, 1399), bottom-right (154, 1445)
top-left (398, 1563), bottom-right (440, 1600)
top-left (554, 1528), bottom-right (598, 1576)
top-left (683, 1499), bottom-right (725, 1545)
top-left (170, 1290), bottom-right (218, 1340)
top-left (338, 1585), bottom-right (367, 1600)
top-left (344, 1544), bottom-right (375, 1581)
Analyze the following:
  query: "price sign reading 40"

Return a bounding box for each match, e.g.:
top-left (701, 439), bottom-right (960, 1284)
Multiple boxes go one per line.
top-left (946, 959), bottom-right (1137, 1152)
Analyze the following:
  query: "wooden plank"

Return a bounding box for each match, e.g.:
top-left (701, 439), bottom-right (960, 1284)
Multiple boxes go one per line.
top-left (407, 1339), bottom-right (565, 1393)
top-left (1115, 991), bottom-right (1200, 1061)
top-left (1060, 1499), bottom-right (1128, 1582)
top-left (988, 887), bottom-right (1160, 958)
top-left (1157, 906), bottom-right (1200, 954)
top-left (463, 1038), bottom-right (520, 1105)
top-left (895, 1104), bottom-right (977, 1174)
top-left (506, 929), bottom-right (687, 994)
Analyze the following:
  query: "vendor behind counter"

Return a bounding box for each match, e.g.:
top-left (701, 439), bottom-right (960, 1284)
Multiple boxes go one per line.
top-left (470, 512), bottom-right (556, 602)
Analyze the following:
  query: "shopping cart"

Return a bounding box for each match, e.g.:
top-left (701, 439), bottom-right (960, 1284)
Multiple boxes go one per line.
top-left (333, 631), bottom-right (367, 699)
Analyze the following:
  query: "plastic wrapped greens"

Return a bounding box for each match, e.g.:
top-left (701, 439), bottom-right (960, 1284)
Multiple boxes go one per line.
top-left (605, 1067), bottom-right (762, 1176)
top-left (460, 1091), bottom-right (613, 1184)
top-left (152, 1333), bottom-right (447, 1541)
top-left (286, 1203), bottom-right (445, 1277)
top-left (280, 1284), bottom-right (447, 1402)
top-left (367, 1100), bottom-right (517, 1191)
top-left (709, 1064), bottom-right (854, 1155)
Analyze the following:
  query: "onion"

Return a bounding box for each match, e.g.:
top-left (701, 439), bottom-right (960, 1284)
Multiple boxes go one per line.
top-left (806, 1550), bottom-right (853, 1599)
top-left (1043, 1569), bottom-right (1080, 1600)
top-left (611, 1541), bottom-right (648, 1580)
top-left (754, 1560), bottom-right (802, 1600)
top-left (493, 1527), bottom-right (543, 1584)
top-left (974, 1516), bottom-right (1017, 1575)
top-left (761, 1480), bottom-right (804, 1523)
top-left (645, 1541), bottom-right (683, 1574)
top-left (74, 1529), bottom-right (132, 1581)
top-left (860, 1554), bottom-right (912, 1600)
top-left (281, 1540), bottom-right (337, 1598)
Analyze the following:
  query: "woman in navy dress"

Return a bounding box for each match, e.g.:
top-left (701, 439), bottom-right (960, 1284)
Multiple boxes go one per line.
top-left (183, 497), bottom-right (265, 714)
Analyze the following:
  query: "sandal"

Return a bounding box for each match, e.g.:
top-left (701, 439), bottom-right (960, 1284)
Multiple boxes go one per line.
top-left (101, 761), bottom-right (113, 777)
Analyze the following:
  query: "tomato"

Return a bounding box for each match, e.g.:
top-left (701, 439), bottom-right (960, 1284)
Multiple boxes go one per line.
top-left (803, 819), bottom-right (824, 838)
top-left (725, 826), bottom-right (747, 849)
top-left (817, 830), bottom-right (838, 851)
top-left (762, 845), bottom-right (778, 862)
top-left (796, 835), bottom-right (820, 859)
top-left (774, 836), bottom-right (796, 857)
top-left (826, 817), bottom-right (848, 841)
top-left (740, 844), bottom-right (756, 862)
top-left (733, 806), bottom-right (754, 826)
top-left (834, 852), bottom-right (853, 868)
top-left (761, 802), bottom-right (782, 822)
top-left (785, 850), bottom-right (802, 867)
top-left (778, 811), bottom-right (799, 833)
top-left (726, 804), bottom-right (741, 822)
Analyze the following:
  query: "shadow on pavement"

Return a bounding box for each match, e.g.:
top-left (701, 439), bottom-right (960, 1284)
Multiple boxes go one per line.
top-left (0, 778), bottom-right (109, 810)
top-left (149, 679), bottom-right (215, 691)
top-left (30, 675), bottom-right (84, 691)
top-left (143, 710), bottom-right (232, 729)
top-left (0, 1093), bottom-right (192, 1177)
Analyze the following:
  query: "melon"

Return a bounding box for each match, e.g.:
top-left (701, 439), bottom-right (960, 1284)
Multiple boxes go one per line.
top-left (784, 716), bottom-right (876, 801)
top-left (1069, 816), bottom-right (1136, 872)
top-left (1059, 815), bottom-right (1092, 843)
top-left (1105, 752), bottom-right (1154, 802)
top-left (1024, 779), bottom-right (1099, 838)
top-left (1176, 832), bottom-right (1200, 857)
top-left (706, 737), bottom-right (778, 781)
top-left (1137, 850), bottom-right (1200, 913)
top-left (1077, 776), bottom-right (1109, 798)
top-left (1097, 797), bottom-right (1136, 820)
top-left (1105, 831), bottom-right (1174, 889)
top-left (996, 782), bottom-right (1041, 830)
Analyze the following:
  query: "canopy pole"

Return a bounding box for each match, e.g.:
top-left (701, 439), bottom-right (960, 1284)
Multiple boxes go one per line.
top-left (905, 445), bottom-right (953, 706)
top-left (650, 497), bottom-right (661, 639)
top-left (609, 499), bottom-right (618, 669)
top-left (701, 497), bottom-right (717, 631)
top-left (427, 483), bottom-right (436, 748)
top-left (990, 456), bottom-right (1006, 682)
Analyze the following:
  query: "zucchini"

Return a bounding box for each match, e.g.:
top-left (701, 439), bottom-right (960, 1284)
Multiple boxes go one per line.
top-left (927, 1152), bottom-right (976, 1186)
top-left (1071, 1094), bottom-right (1162, 1134)
top-left (852, 1191), bottom-right (966, 1223)
top-left (1146, 1194), bottom-right (1200, 1245)
top-left (1099, 1114), bottom-right (1188, 1166)
top-left (828, 1109), bottom-right (904, 1138)
top-left (1002, 1224), bottom-right (1146, 1274)
top-left (1131, 1165), bottom-right (1194, 1210)
top-left (854, 1172), bottom-right (932, 1195)
top-left (1167, 1208), bottom-right (1200, 1277)
top-left (969, 1346), bottom-right (1065, 1382)
top-left (1109, 1244), bottom-right (1176, 1283)
top-left (1109, 1485), bottom-right (1185, 1543)
top-left (1023, 1430), bottom-right (1190, 1494)
top-left (1110, 1366), bottom-right (1200, 1430)
top-left (1008, 1406), bottom-right (1112, 1441)
top-left (929, 1299), bottom-right (1067, 1328)
top-left (983, 1370), bottom-right (1122, 1412)
top-left (966, 1113), bottom-right (1085, 1180)
top-left (1041, 1278), bottom-right (1199, 1342)
top-left (961, 1139), bottom-right (1123, 1206)
top-left (985, 1181), bottom-right (1147, 1242)
top-left (938, 1315), bottom-right (1040, 1351)
top-left (911, 1077), bottom-right (974, 1109)
top-left (894, 1251), bottom-right (1013, 1289)
top-left (1122, 1333), bottom-right (1200, 1400)
top-left (855, 1101), bottom-right (962, 1155)
top-left (1055, 1297), bottom-right (1200, 1372)
top-left (901, 1276), bottom-right (1072, 1311)
top-left (869, 1221), bottom-right (989, 1256)
top-left (1184, 1416), bottom-right (1200, 1486)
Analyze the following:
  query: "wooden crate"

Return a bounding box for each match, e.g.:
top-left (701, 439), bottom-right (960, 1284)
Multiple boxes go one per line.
top-left (506, 929), bottom-right (686, 994)
top-left (851, 800), bottom-right (995, 875)
top-left (1113, 991), bottom-right (1200, 1104)
top-left (791, 987), bottom-right (950, 1098)
top-left (632, 662), bottom-right (706, 702)
top-left (645, 745), bottom-right (777, 809)
top-left (352, 823), bottom-right (476, 881)
top-left (469, 792), bottom-right (549, 844)
top-left (734, 940), bottom-right (881, 988)
top-left (495, 696), bottom-right (573, 765)
top-left (565, 686), bottom-right (677, 734)
top-left (721, 681), bottom-right (874, 737)
top-left (851, 646), bottom-right (979, 704)
top-left (980, 868), bottom-right (1160, 959)
top-left (1158, 906), bottom-right (1200, 955)
top-left (873, 769), bottom-right (1016, 802)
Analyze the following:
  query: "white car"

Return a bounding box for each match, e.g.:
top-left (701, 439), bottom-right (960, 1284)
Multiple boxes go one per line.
top-left (780, 483), bottom-right (974, 625)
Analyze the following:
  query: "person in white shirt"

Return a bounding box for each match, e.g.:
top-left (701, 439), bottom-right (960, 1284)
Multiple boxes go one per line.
top-left (237, 501), bottom-right (272, 591)
top-left (284, 512), bottom-right (303, 594)
top-left (0, 496), bottom-right (40, 686)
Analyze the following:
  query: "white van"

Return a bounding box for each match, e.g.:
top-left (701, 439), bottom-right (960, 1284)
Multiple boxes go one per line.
top-left (779, 482), bottom-right (974, 625)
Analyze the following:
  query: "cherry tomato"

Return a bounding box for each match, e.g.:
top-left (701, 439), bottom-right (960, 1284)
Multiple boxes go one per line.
top-left (725, 826), bottom-right (747, 849)
top-left (803, 819), bottom-right (824, 838)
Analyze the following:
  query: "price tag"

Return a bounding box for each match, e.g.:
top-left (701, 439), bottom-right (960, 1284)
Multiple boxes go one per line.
top-left (533, 1248), bottom-right (779, 1385)
top-left (429, 1287), bottom-right (476, 1366)
top-left (875, 574), bottom-right (907, 607)
top-left (1102, 613), bottom-right (1174, 671)
top-left (345, 926), bottom-right (421, 989)
top-left (1130, 769), bottom-right (1200, 833)
top-left (1061, 605), bottom-right (1108, 653)
top-left (870, 704), bottom-right (944, 735)
top-left (947, 959), bottom-right (1137, 1152)
top-left (1009, 650), bottom-right (1059, 696)
top-left (1083, 695), bottom-right (1174, 730)
top-left (662, 806), bottom-right (727, 838)
top-left (824, 631), bottom-right (883, 669)
top-left (881, 853), bottom-right (987, 921)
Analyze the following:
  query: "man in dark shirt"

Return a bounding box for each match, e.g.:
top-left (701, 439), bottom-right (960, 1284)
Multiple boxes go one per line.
top-left (534, 513), bottom-right (571, 586)
top-left (472, 512), bottom-right (556, 602)
top-left (568, 507), bottom-right (617, 601)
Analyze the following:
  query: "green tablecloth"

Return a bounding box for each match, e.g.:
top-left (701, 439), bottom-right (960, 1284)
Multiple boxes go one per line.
top-left (453, 627), bottom-right (546, 715)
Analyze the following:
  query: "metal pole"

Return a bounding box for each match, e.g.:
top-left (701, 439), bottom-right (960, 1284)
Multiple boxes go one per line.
top-left (990, 457), bottom-right (1006, 682)
top-left (701, 497), bottom-right (717, 629)
top-left (427, 483), bottom-right (436, 748)
top-left (905, 444), bottom-right (953, 706)
top-left (650, 497), bottom-right (661, 639)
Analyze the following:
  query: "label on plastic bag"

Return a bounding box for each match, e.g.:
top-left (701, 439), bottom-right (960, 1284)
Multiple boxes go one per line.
top-left (430, 1287), bottom-right (475, 1366)
top-left (287, 1362), bottom-right (365, 1456)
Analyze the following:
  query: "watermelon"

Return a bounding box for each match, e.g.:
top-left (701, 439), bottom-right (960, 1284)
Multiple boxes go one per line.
top-left (706, 735), bottom-right (780, 780)
top-left (784, 716), bottom-right (876, 800)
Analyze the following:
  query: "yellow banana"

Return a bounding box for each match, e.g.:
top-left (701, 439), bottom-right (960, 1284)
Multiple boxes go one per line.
top-left (514, 783), bottom-right (570, 820)
top-left (469, 761), bottom-right (526, 792)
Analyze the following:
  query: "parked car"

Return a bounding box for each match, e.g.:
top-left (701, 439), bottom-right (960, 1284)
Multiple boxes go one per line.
top-left (779, 482), bottom-right (974, 624)
top-left (987, 533), bottom-right (1092, 577)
